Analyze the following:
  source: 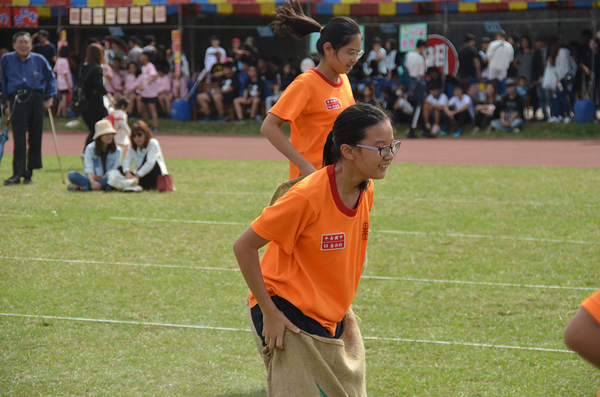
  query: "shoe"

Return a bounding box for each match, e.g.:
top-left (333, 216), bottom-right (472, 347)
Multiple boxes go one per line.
top-left (151, 127), bottom-right (159, 133)
top-left (472, 126), bottom-right (480, 134)
top-left (439, 130), bottom-right (447, 136)
top-left (421, 130), bottom-right (437, 139)
top-left (431, 124), bottom-right (441, 134)
top-left (547, 116), bottom-right (559, 123)
top-left (23, 176), bottom-right (33, 184)
top-left (123, 185), bottom-right (143, 192)
top-left (557, 116), bottom-right (563, 123)
top-left (104, 185), bottom-right (115, 192)
top-left (511, 127), bottom-right (520, 133)
top-left (486, 126), bottom-right (493, 134)
top-left (563, 116), bottom-right (572, 124)
top-left (406, 129), bottom-right (419, 138)
top-left (4, 176), bottom-right (20, 185)
top-left (67, 184), bottom-right (85, 191)
top-left (255, 115), bottom-right (263, 122)
top-left (453, 128), bottom-right (462, 138)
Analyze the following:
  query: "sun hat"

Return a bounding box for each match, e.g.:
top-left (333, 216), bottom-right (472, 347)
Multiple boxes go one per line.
top-left (93, 120), bottom-right (117, 140)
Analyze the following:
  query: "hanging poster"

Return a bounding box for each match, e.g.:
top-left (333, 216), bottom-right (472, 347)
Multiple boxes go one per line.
top-left (81, 7), bottom-right (92, 25)
top-left (93, 8), bottom-right (103, 25)
top-left (400, 23), bottom-right (427, 52)
top-left (13, 7), bottom-right (38, 27)
top-left (142, 6), bottom-right (153, 23)
top-left (105, 7), bottom-right (116, 25)
top-left (155, 5), bottom-right (166, 23)
top-left (130, 7), bottom-right (141, 24)
top-left (0, 7), bottom-right (11, 27)
top-left (117, 7), bottom-right (128, 25)
top-left (69, 7), bottom-right (80, 25)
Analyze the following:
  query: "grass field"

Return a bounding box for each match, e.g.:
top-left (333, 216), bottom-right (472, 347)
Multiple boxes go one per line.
top-left (1, 154), bottom-right (599, 396)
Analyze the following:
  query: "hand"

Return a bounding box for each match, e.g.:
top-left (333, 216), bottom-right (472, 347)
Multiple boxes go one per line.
top-left (134, 174), bottom-right (141, 180)
top-left (125, 171), bottom-right (134, 179)
top-left (90, 180), bottom-right (101, 190)
top-left (262, 309), bottom-right (301, 350)
top-left (502, 120), bottom-right (509, 127)
top-left (43, 98), bottom-right (53, 109)
top-left (4, 103), bottom-right (10, 116)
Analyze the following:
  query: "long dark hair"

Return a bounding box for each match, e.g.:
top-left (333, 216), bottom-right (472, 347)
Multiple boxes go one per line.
top-left (270, 0), bottom-right (361, 57)
top-left (94, 135), bottom-right (117, 156)
top-left (323, 103), bottom-right (391, 191)
top-left (85, 43), bottom-right (104, 65)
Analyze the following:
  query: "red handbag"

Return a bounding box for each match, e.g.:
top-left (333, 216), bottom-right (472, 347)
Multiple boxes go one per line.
top-left (157, 174), bottom-right (174, 193)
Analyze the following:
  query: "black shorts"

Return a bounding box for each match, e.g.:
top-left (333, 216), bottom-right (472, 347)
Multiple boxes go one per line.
top-left (222, 93), bottom-right (237, 105)
top-left (59, 90), bottom-right (69, 96)
top-left (250, 295), bottom-right (343, 347)
top-left (141, 97), bottom-right (159, 105)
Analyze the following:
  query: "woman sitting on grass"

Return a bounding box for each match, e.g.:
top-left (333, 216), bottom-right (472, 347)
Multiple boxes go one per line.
top-left (121, 121), bottom-right (168, 192)
top-left (68, 120), bottom-right (121, 191)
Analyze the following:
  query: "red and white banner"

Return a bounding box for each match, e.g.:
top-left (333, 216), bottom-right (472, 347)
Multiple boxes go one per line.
top-left (105, 7), bottom-right (116, 25)
top-left (81, 7), bottom-right (91, 25)
top-left (142, 6), bottom-right (153, 23)
top-left (117, 7), bottom-right (128, 24)
top-left (69, 7), bottom-right (79, 25)
top-left (92, 7), bottom-right (103, 25)
top-left (155, 4), bottom-right (166, 23)
top-left (129, 6), bottom-right (140, 24)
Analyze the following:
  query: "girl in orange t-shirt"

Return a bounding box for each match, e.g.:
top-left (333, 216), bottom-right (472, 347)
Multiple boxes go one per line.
top-left (234, 103), bottom-right (399, 355)
top-left (565, 289), bottom-right (600, 396)
top-left (261, 0), bottom-right (361, 180)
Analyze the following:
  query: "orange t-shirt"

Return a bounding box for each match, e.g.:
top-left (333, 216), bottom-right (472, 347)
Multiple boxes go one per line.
top-left (582, 289), bottom-right (600, 324)
top-left (269, 69), bottom-right (355, 180)
top-left (249, 164), bottom-right (374, 336)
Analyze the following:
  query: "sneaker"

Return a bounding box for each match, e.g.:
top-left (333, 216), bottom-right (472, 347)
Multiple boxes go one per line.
top-left (563, 116), bottom-right (572, 124)
top-left (151, 127), bottom-right (159, 133)
top-left (255, 115), bottom-right (263, 122)
top-left (439, 130), bottom-right (448, 136)
top-left (486, 126), bottom-right (493, 134)
top-left (512, 127), bottom-right (520, 133)
top-left (557, 116), bottom-right (563, 123)
top-left (123, 185), bottom-right (143, 192)
top-left (453, 128), bottom-right (462, 138)
top-left (472, 126), bottom-right (480, 134)
top-left (431, 124), bottom-right (441, 134)
top-left (406, 129), bottom-right (419, 139)
top-left (421, 130), bottom-right (437, 139)
top-left (547, 116), bottom-right (559, 123)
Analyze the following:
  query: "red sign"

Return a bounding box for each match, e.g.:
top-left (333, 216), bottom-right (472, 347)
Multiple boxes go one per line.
top-left (0, 8), bottom-right (11, 27)
top-left (321, 233), bottom-right (346, 251)
top-left (426, 34), bottom-right (458, 77)
top-left (324, 97), bottom-right (342, 111)
top-left (13, 7), bottom-right (38, 27)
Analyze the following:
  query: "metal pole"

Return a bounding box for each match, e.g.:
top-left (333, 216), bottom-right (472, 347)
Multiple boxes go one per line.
top-left (442, 0), bottom-right (448, 85)
top-left (48, 110), bottom-right (65, 184)
top-left (56, 7), bottom-right (62, 37)
top-left (590, 1), bottom-right (597, 102)
top-left (178, 5), bottom-right (183, 34)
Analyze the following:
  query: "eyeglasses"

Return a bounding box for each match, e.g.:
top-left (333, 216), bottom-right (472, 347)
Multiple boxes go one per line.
top-left (354, 140), bottom-right (401, 157)
top-left (345, 49), bottom-right (365, 60)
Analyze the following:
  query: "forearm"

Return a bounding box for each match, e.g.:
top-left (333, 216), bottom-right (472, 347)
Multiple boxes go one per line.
top-left (261, 114), bottom-right (316, 175)
top-left (86, 173), bottom-right (97, 184)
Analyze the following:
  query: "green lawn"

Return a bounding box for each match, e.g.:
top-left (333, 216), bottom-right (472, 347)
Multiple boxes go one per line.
top-left (46, 115), bottom-right (600, 139)
top-left (1, 155), bottom-right (599, 396)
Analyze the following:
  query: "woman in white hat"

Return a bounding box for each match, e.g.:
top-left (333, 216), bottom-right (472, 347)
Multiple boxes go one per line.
top-left (68, 119), bottom-right (122, 191)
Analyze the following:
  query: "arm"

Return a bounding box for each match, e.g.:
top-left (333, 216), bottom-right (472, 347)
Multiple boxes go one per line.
top-left (565, 307), bottom-right (600, 369)
top-left (260, 113), bottom-right (317, 176)
top-left (473, 56), bottom-right (481, 78)
top-left (136, 140), bottom-right (160, 177)
top-left (233, 227), bottom-right (300, 349)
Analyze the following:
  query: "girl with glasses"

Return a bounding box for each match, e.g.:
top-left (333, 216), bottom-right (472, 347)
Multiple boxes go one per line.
top-left (261, 0), bottom-right (362, 180)
top-left (234, 103), bottom-right (398, 396)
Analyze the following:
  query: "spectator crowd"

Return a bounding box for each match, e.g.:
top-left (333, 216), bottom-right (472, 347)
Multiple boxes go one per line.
top-left (2, 27), bottom-right (600, 140)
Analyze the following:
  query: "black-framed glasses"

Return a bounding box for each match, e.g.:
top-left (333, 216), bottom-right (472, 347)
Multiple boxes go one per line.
top-left (354, 140), bottom-right (401, 157)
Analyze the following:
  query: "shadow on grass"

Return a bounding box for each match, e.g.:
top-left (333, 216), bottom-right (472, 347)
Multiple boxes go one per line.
top-left (214, 390), bottom-right (267, 397)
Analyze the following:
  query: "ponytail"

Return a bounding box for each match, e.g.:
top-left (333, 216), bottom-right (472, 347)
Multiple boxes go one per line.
top-left (322, 130), bottom-right (340, 167)
top-left (271, 0), bottom-right (361, 56)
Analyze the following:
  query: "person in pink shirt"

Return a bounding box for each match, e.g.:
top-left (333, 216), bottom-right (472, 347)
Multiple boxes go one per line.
top-left (156, 66), bottom-right (173, 117)
top-left (54, 46), bottom-right (73, 118)
top-left (171, 73), bottom-right (189, 101)
top-left (124, 62), bottom-right (141, 117)
top-left (137, 51), bottom-right (159, 132)
top-left (110, 57), bottom-right (124, 100)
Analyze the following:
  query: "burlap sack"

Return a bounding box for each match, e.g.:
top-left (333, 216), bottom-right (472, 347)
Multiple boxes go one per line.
top-left (268, 176), bottom-right (305, 206)
top-left (248, 307), bottom-right (367, 397)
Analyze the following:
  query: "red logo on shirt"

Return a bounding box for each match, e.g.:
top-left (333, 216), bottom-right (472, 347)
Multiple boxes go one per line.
top-left (324, 97), bottom-right (342, 111)
top-left (362, 223), bottom-right (369, 241)
top-left (321, 233), bottom-right (346, 251)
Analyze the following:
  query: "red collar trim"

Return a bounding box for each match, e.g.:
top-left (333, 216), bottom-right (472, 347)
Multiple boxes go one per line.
top-left (327, 164), bottom-right (362, 217)
top-left (311, 68), bottom-right (344, 88)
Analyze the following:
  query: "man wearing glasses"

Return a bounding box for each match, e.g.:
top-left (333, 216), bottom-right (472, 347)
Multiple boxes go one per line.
top-left (1, 31), bottom-right (57, 185)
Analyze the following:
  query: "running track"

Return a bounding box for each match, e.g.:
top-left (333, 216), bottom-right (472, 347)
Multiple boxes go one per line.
top-left (6, 131), bottom-right (600, 167)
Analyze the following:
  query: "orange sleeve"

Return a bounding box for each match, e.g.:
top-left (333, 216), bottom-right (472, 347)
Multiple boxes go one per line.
top-left (268, 78), bottom-right (310, 123)
top-left (251, 189), bottom-right (317, 255)
top-left (582, 289), bottom-right (600, 324)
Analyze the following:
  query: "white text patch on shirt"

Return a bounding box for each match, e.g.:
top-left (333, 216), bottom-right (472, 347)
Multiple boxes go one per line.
top-left (324, 97), bottom-right (342, 111)
top-left (321, 233), bottom-right (346, 251)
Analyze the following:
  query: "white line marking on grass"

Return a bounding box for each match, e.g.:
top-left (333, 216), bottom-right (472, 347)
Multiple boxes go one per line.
top-left (3, 256), bottom-right (596, 292)
top-left (375, 229), bottom-right (598, 245)
top-left (109, 217), bottom-right (245, 226)
top-left (0, 256), bottom-right (239, 272)
top-left (107, 216), bottom-right (598, 245)
top-left (360, 276), bottom-right (598, 291)
top-left (0, 313), bottom-right (574, 354)
top-left (0, 213), bottom-right (34, 218)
